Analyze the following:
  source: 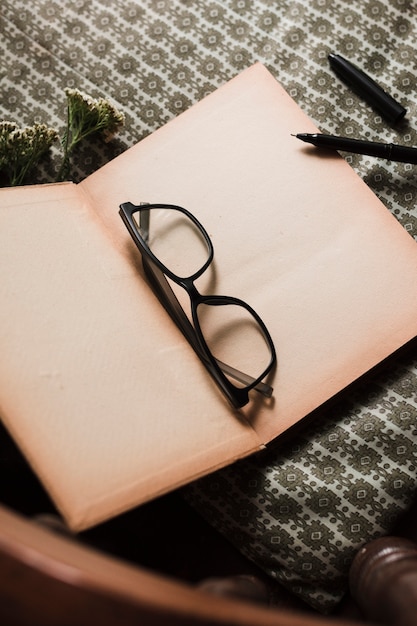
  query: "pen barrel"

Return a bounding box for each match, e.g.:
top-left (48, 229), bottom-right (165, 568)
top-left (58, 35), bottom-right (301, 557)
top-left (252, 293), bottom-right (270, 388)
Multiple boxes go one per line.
top-left (355, 140), bottom-right (415, 163)
top-left (390, 144), bottom-right (417, 164)
top-left (312, 135), bottom-right (417, 164)
top-left (310, 135), bottom-right (385, 156)
top-left (345, 139), bottom-right (417, 164)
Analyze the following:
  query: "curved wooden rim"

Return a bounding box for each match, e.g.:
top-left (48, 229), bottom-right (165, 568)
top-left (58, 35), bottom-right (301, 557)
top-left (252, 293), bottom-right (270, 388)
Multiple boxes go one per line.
top-left (0, 503), bottom-right (358, 626)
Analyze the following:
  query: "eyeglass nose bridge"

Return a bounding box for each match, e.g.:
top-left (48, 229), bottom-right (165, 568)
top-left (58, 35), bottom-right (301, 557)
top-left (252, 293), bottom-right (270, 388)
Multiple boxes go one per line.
top-left (177, 275), bottom-right (206, 302)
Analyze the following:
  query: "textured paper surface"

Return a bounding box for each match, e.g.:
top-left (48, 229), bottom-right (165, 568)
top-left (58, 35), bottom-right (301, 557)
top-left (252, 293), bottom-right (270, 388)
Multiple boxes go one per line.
top-left (83, 63), bottom-right (417, 443)
top-left (1, 64), bottom-right (417, 530)
top-left (0, 183), bottom-right (261, 530)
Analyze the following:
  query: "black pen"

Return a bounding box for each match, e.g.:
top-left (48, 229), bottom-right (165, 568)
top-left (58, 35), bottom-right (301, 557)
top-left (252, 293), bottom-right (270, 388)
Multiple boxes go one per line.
top-left (328, 53), bottom-right (407, 124)
top-left (294, 133), bottom-right (417, 164)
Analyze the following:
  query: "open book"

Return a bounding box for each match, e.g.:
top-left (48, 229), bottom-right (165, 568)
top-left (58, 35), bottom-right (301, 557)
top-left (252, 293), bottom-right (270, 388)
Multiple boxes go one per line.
top-left (1, 63), bottom-right (417, 531)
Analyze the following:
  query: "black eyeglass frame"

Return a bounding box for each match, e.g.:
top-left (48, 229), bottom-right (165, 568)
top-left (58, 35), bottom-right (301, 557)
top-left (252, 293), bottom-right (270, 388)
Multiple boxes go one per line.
top-left (119, 202), bottom-right (276, 408)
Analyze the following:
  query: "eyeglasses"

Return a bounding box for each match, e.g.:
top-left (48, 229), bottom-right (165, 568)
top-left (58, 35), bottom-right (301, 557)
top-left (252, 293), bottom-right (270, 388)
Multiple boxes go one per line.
top-left (119, 202), bottom-right (276, 408)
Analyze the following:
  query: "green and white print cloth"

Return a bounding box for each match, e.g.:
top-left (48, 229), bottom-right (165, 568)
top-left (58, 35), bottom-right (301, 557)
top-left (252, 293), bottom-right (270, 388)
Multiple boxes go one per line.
top-left (186, 356), bottom-right (417, 611)
top-left (1, 0), bottom-right (417, 613)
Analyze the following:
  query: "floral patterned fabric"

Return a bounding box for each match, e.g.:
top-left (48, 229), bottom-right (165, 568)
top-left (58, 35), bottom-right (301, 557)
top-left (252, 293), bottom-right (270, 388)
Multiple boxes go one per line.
top-left (185, 354), bottom-right (417, 611)
top-left (1, 0), bottom-right (417, 613)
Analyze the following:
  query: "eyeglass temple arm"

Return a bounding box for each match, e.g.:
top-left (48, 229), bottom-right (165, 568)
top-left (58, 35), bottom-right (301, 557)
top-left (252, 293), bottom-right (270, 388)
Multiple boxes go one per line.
top-left (141, 255), bottom-right (272, 398)
top-left (215, 359), bottom-right (272, 396)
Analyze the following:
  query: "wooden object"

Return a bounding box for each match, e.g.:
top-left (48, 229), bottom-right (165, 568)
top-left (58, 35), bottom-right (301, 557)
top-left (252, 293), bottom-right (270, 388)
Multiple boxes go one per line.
top-left (0, 502), bottom-right (360, 626)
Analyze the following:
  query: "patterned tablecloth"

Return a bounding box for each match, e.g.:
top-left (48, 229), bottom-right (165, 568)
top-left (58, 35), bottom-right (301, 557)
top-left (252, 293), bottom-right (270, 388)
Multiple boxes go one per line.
top-left (1, 0), bottom-right (417, 613)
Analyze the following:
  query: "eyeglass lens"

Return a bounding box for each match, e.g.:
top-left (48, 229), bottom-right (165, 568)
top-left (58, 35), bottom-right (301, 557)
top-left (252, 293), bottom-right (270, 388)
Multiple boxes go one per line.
top-left (197, 302), bottom-right (274, 389)
top-left (135, 206), bottom-right (210, 279)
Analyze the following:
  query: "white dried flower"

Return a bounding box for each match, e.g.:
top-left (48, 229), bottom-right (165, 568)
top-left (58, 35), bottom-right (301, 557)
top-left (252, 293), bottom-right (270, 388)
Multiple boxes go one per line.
top-left (57, 88), bottom-right (125, 181)
top-left (0, 122), bottom-right (58, 186)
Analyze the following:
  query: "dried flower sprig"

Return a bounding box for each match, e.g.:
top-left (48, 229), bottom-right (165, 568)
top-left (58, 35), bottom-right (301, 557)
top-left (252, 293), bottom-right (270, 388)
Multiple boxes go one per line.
top-left (0, 88), bottom-right (125, 187)
top-left (56, 88), bottom-right (125, 182)
top-left (0, 121), bottom-right (59, 186)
